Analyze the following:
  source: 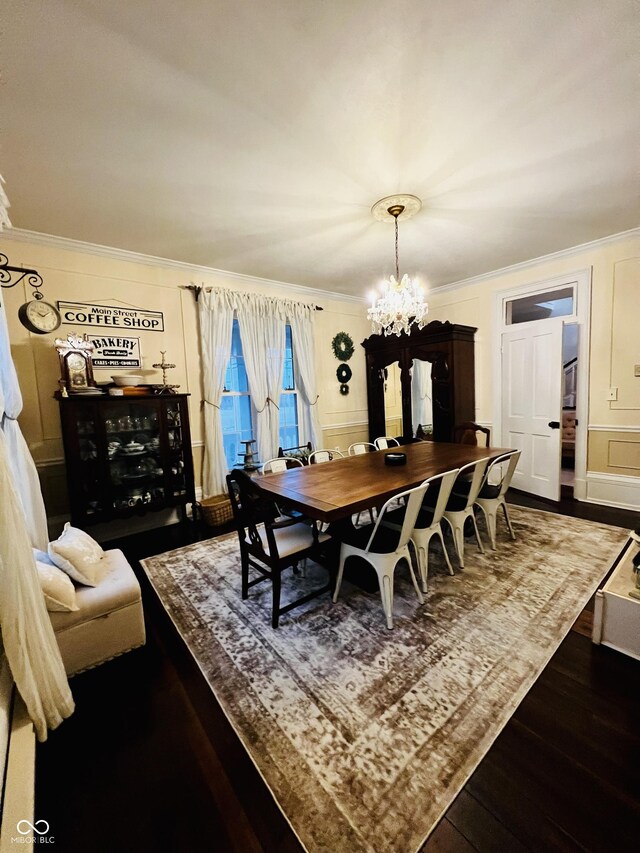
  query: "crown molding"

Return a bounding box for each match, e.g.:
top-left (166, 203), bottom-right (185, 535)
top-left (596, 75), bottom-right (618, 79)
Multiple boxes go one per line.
top-left (431, 227), bottom-right (640, 296)
top-left (0, 227), bottom-right (367, 305)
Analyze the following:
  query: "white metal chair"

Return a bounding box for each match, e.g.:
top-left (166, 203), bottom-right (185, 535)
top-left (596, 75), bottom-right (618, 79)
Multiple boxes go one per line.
top-left (332, 481), bottom-right (429, 629)
top-left (348, 442), bottom-right (376, 455)
top-left (308, 449), bottom-right (344, 464)
top-left (374, 436), bottom-right (400, 449)
top-left (382, 468), bottom-right (459, 592)
top-left (435, 458), bottom-right (491, 568)
top-left (262, 457), bottom-right (303, 475)
top-left (474, 451), bottom-right (521, 549)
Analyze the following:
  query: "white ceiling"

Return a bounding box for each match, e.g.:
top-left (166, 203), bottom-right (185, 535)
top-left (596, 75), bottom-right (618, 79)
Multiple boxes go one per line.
top-left (2, 0), bottom-right (639, 295)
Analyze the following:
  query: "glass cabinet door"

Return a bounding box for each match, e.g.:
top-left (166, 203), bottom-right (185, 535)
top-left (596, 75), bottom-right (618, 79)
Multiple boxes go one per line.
top-left (165, 400), bottom-right (187, 499)
top-left (102, 400), bottom-right (165, 512)
top-left (75, 404), bottom-right (103, 518)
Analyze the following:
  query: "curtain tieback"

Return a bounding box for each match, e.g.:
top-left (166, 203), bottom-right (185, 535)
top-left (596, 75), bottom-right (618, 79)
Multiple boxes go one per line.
top-left (256, 396), bottom-right (280, 414)
top-left (202, 399), bottom-right (221, 410)
top-left (310, 395), bottom-right (319, 406)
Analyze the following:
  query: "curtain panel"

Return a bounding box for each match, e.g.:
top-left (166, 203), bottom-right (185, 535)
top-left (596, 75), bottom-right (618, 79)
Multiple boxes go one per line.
top-left (0, 296), bottom-right (49, 550)
top-left (288, 301), bottom-right (321, 449)
top-left (198, 289), bottom-right (235, 498)
top-left (197, 287), bottom-right (320, 497)
top-left (236, 294), bottom-right (286, 465)
top-left (0, 428), bottom-right (74, 741)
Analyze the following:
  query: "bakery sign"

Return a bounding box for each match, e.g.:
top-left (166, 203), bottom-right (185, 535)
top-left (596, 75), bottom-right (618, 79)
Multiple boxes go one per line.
top-left (89, 335), bottom-right (142, 369)
top-left (58, 301), bottom-right (165, 331)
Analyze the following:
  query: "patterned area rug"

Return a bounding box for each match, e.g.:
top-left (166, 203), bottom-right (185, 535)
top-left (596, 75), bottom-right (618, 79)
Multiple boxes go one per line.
top-left (141, 506), bottom-right (627, 853)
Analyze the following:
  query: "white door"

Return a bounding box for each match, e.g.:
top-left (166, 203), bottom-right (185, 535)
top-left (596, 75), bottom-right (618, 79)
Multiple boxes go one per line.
top-left (501, 319), bottom-right (563, 500)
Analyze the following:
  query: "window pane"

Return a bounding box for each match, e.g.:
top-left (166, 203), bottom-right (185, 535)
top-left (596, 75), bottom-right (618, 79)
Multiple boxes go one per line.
top-left (279, 393), bottom-right (299, 449)
top-left (506, 287), bottom-right (574, 325)
top-left (221, 394), bottom-right (253, 469)
top-left (282, 324), bottom-right (295, 391)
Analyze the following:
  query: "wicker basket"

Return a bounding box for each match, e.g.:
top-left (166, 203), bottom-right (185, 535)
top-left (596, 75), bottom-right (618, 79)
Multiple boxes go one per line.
top-left (200, 494), bottom-right (234, 527)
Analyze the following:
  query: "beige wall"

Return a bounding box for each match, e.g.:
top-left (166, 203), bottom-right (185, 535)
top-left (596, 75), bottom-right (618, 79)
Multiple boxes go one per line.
top-left (425, 233), bottom-right (640, 490)
top-left (1, 232), bottom-right (370, 524)
top-left (3, 227), bottom-right (638, 522)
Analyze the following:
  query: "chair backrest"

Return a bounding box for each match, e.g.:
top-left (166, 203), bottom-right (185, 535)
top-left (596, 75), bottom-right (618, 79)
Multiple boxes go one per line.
top-left (308, 449), bottom-right (344, 464)
top-left (374, 437), bottom-right (400, 449)
top-left (363, 481), bottom-right (430, 553)
top-left (348, 442), bottom-right (376, 456)
top-left (277, 441), bottom-right (312, 464)
top-left (485, 450), bottom-right (521, 498)
top-left (423, 468), bottom-right (460, 525)
top-left (226, 469), bottom-right (280, 558)
top-left (453, 422), bottom-right (491, 447)
top-left (453, 458), bottom-right (491, 508)
top-left (262, 457), bottom-right (303, 474)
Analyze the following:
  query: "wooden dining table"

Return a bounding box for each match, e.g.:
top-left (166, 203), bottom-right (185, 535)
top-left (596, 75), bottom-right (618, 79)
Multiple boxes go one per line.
top-left (256, 441), bottom-right (514, 523)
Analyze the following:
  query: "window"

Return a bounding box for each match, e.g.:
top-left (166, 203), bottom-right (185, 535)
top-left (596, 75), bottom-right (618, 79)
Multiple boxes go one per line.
top-left (221, 320), bottom-right (300, 468)
top-left (505, 286), bottom-right (575, 325)
top-left (221, 321), bottom-right (253, 469)
top-left (279, 324), bottom-right (299, 450)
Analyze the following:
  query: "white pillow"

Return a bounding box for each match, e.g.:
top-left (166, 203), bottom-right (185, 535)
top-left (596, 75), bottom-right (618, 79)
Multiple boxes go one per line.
top-left (48, 523), bottom-right (106, 587)
top-left (36, 560), bottom-right (79, 612)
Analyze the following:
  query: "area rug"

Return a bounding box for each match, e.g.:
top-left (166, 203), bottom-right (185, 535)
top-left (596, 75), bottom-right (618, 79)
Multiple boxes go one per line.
top-left (140, 506), bottom-right (628, 853)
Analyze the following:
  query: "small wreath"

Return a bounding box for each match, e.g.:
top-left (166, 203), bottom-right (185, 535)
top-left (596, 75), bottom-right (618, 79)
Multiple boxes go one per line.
top-left (331, 331), bottom-right (354, 362)
top-left (336, 364), bottom-right (352, 383)
top-left (339, 383), bottom-right (350, 395)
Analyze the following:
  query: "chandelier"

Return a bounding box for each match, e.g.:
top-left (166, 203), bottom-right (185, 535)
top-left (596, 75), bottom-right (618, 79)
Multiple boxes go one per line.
top-left (367, 194), bottom-right (428, 336)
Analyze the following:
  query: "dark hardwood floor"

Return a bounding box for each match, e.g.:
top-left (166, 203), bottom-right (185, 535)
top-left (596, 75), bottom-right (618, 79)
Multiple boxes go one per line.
top-left (35, 493), bottom-right (640, 852)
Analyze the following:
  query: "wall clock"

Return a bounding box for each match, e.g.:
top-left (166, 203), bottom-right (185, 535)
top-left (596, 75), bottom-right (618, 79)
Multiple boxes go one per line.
top-left (18, 298), bottom-right (61, 334)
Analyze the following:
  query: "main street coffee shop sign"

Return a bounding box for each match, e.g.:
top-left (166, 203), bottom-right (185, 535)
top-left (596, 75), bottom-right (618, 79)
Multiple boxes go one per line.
top-left (58, 301), bottom-right (165, 331)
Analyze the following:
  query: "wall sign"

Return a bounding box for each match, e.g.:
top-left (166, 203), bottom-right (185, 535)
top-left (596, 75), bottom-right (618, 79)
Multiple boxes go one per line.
top-left (89, 335), bottom-right (141, 369)
top-left (58, 301), bottom-right (164, 331)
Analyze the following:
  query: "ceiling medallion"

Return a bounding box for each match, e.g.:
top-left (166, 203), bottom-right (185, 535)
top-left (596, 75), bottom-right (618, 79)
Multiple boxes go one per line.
top-left (367, 194), bottom-right (428, 337)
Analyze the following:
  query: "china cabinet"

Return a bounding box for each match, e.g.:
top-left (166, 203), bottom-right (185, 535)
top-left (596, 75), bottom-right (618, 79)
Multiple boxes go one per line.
top-left (362, 320), bottom-right (477, 443)
top-left (57, 393), bottom-right (196, 527)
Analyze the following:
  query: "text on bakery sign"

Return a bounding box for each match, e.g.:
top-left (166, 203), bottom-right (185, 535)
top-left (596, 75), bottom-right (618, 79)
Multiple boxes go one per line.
top-left (58, 301), bottom-right (164, 331)
top-left (90, 336), bottom-right (141, 368)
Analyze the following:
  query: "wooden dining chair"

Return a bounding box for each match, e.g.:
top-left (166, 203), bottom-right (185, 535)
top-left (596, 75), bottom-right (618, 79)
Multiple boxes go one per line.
top-left (277, 441), bottom-right (312, 464)
top-left (453, 422), bottom-right (491, 447)
top-left (348, 442), bottom-right (376, 455)
top-left (226, 469), bottom-right (332, 628)
top-left (374, 437), bottom-right (400, 450)
top-left (381, 468), bottom-right (460, 592)
top-left (332, 481), bottom-right (429, 630)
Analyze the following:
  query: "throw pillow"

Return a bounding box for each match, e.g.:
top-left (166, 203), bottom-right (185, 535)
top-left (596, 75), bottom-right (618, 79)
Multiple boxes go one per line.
top-left (36, 560), bottom-right (79, 612)
top-left (48, 523), bottom-right (105, 587)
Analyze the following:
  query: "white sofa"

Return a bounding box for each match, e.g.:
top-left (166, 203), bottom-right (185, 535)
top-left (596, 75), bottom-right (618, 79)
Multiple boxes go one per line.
top-left (49, 549), bottom-right (146, 676)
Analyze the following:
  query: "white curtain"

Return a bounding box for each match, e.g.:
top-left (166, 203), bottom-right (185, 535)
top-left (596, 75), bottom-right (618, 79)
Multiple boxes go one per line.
top-left (236, 294), bottom-right (286, 464)
top-left (289, 301), bottom-right (322, 449)
top-left (0, 295), bottom-right (49, 550)
top-left (0, 428), bottom-right (74, 741)
top-left (198, 289), bottom-right (234, 498)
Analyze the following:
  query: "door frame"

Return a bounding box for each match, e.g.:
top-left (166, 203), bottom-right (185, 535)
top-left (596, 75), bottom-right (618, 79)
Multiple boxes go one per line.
top-left (492, 269), bottom-right (591, 500)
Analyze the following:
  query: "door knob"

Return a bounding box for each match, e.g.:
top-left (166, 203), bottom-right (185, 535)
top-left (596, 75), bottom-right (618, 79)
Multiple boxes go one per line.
top-left (548, 421), bottom-right (560, 429)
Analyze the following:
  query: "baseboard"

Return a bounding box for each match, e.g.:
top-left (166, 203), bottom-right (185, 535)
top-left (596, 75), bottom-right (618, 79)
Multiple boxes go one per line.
top-left (584, 472), bottom-right (640, 512)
